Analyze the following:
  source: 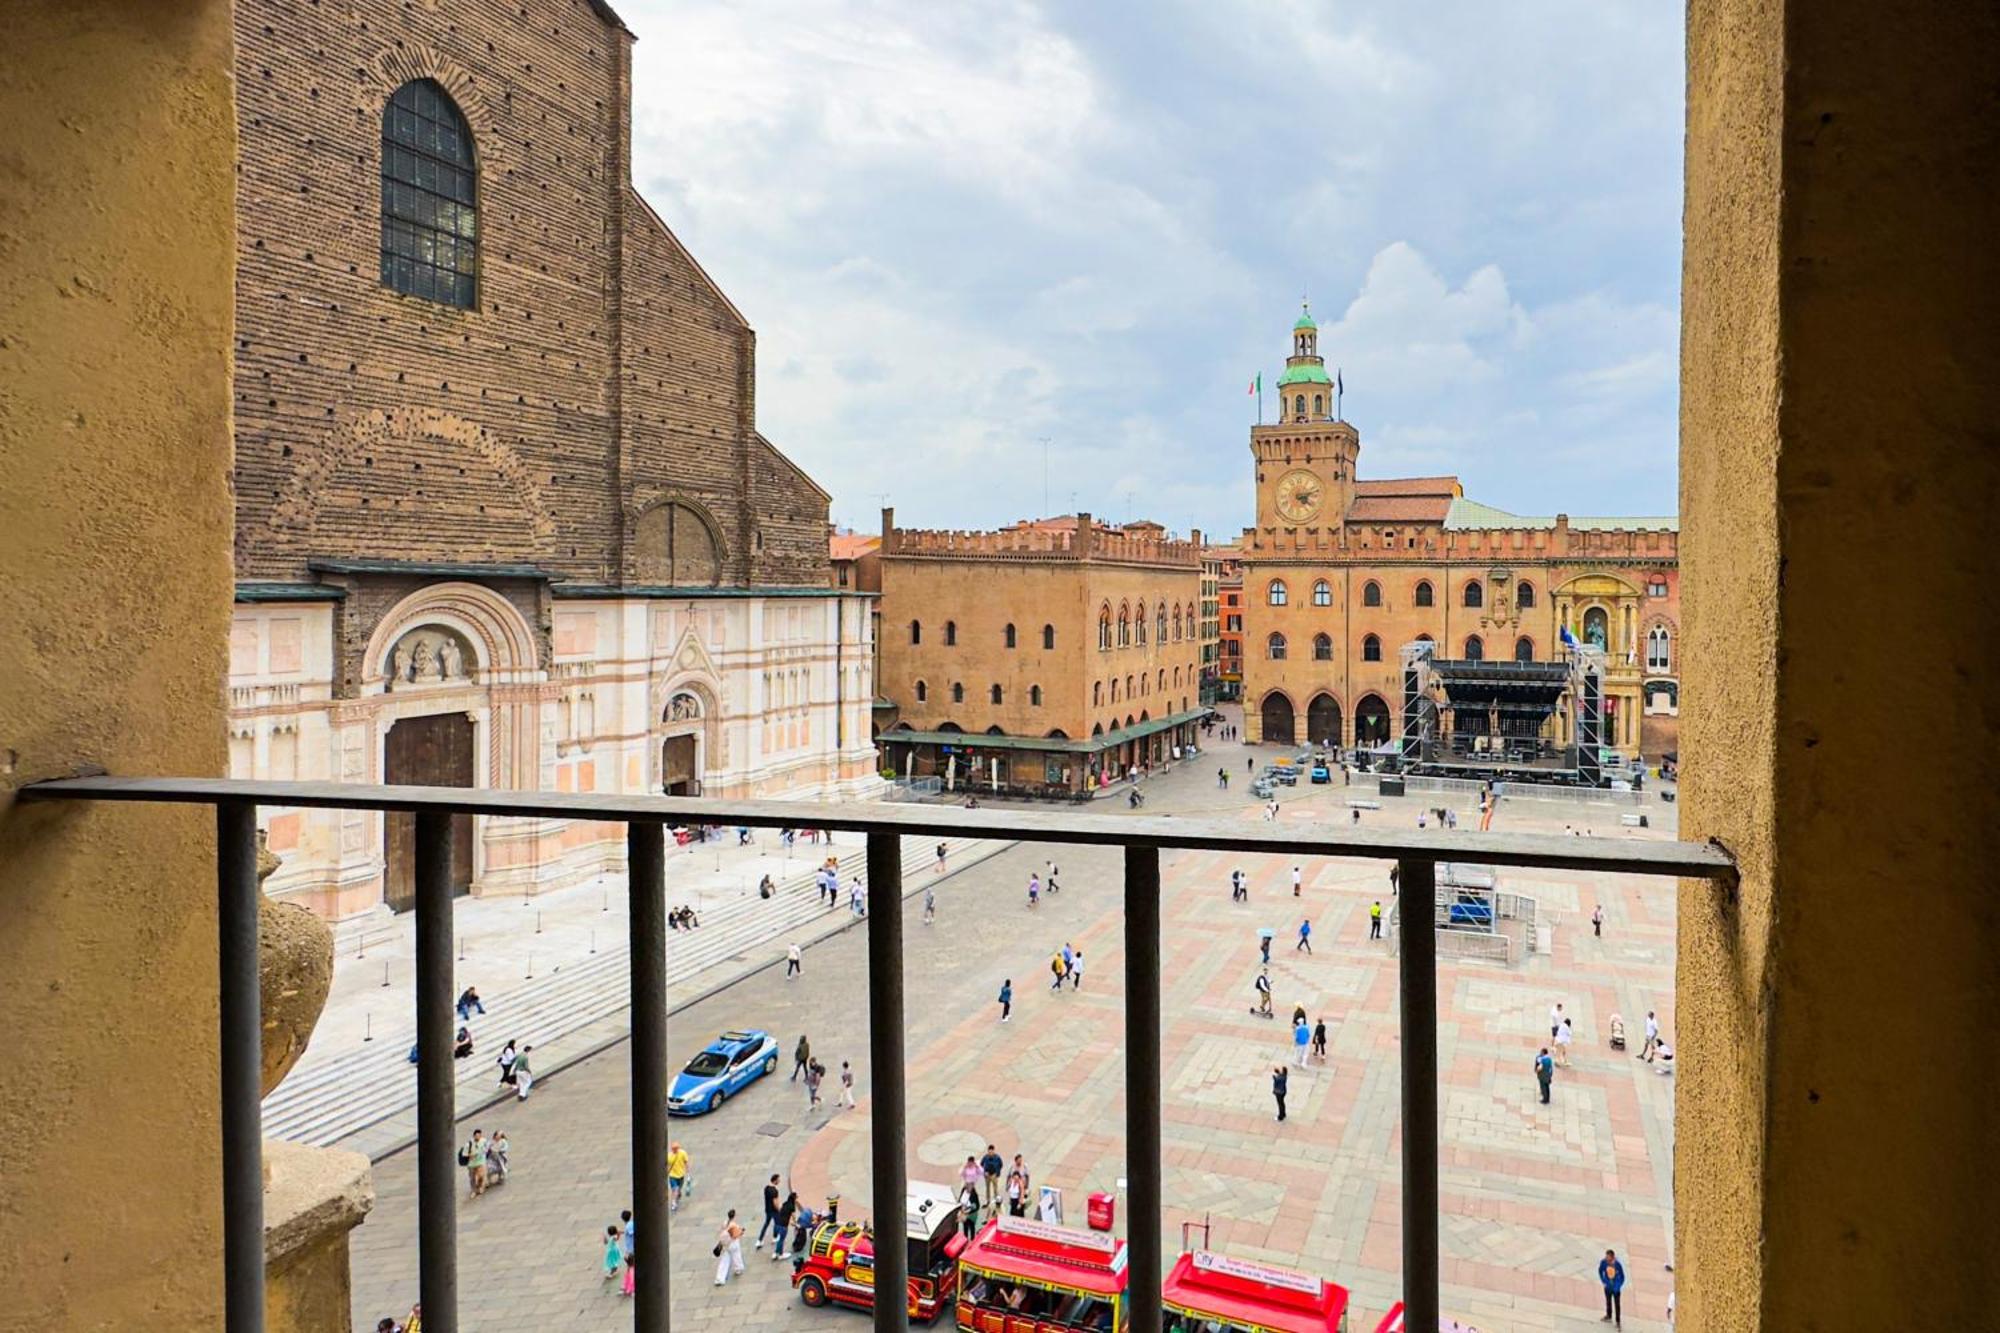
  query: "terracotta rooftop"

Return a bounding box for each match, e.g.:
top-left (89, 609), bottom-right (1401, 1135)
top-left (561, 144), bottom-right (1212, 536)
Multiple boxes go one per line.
top-left (1353, 476), bottom-right (1463, 497)
top-left (1347, 495), bottom-right (1456, 523)
top-left (828, 533), bottom-right (880, 561)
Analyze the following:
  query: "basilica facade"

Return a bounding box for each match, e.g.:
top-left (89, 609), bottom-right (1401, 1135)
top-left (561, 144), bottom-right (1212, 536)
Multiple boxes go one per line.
top-left (1239, 308), bottom-right (1681, 762)
top-left (227, 1), bottom-right (878, 918)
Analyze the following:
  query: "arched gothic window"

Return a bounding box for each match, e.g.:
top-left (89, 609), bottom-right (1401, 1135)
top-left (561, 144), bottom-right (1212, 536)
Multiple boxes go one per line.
top-left (1156, 605), bottom-right (1168, 643)
top-left (1517, 581), bottom-right (1536, 610)
top-left (951, 682), bottom-right (964, 704)
top-left (1267, 632), bottom-right (1288, 660)
top-left (1463, 581), bottom-right (1483, 609)
top-left (1135, 604), bottom-right (1148, 645)
top-left (1647, 625), bottom-right (1673, 672)
top-left (1363, 580), bottom-right (1382, 608)
top-left (1030, 684), bottom-right (1043, 707)
top-left (1043, 624), bottom-right (1056, 650)
top-left (1312, 579), bottom-right (1332, 607)
top-left (914, 680), bottom-right (927, 702)
top-left (990, 684), bottom-right (1003, 705)
top-left (1414, 581), bottom-right (1434, 608)
top-left (1268, 579), bottom-right (1288, 607)
top-left (381, 80), bottom-right (478, 307)
top-left (944, 620), bottom-right (958, 646)
top-left (1313, 632), bottom-right (1333, 661)
top-left (1098, 608), bottom-right (1112, 651)
top-left (1004, 623), bottom-right (1017, 649)
top-left (1514, 636), bottom-right (1534, 662)
top-left (911, 620), bottom-right (922, 645)
top-left (1362, 633), bottom-right (1382, 661)
top-left (1464, 635), bottom-right (1484, 660)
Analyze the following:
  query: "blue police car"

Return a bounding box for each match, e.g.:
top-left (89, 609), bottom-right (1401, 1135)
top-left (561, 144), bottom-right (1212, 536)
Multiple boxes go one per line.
top-left (669, 1029), bottom-right (780, 1116)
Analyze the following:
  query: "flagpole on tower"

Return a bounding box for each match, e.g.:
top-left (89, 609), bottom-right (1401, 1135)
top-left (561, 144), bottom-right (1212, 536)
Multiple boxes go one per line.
top-left (1336, 368), bottom-right (1344, 423)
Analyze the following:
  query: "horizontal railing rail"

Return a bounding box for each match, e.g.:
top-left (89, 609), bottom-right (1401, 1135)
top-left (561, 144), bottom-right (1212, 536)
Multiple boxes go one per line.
top-left (20, 775), bottom-right (1732, 1333)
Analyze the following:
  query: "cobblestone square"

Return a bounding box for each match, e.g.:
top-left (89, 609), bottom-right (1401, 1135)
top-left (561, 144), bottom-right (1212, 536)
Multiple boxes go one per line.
top-left (349, 723), bottom-right (1679, 1331)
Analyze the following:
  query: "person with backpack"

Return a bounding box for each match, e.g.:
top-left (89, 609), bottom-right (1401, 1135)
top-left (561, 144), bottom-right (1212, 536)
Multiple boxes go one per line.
top-left (792, 1034), bottom-right (811, 1080)
top-left (1535, 1048), bottom-right (1556, 1104)
top-left (459, 1129), bottom-right (488, 1197)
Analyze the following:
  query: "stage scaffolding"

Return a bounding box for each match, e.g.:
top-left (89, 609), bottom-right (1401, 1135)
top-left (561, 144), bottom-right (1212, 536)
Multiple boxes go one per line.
top-left (1397, 641), bottom-right (1609, 787)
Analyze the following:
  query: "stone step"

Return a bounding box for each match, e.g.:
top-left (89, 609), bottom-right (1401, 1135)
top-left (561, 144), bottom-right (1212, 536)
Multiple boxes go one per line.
top-left (263, 833), bottom-right (1000, 1146)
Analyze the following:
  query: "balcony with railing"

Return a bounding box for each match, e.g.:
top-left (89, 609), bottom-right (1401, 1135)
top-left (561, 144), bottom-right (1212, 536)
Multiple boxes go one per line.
top-left (20, 775), bottom-right (1732, 1333)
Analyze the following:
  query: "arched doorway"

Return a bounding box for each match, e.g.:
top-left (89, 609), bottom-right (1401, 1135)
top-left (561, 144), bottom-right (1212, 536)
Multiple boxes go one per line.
top-left (383, 712), bottom-right (475, 911)
top-left (1355, 694), bottom-right (1392, 746)
top-left (660, 734), bottom-right (698, 795)
top-left (1306, 693), bottom-right (1342, 746)
top-left (1260, 691), bottom-right (1296, 745)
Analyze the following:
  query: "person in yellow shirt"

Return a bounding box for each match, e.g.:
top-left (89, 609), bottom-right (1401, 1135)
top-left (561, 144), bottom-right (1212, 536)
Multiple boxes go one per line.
top-left (668, 1142), bottom-right (691, 1212)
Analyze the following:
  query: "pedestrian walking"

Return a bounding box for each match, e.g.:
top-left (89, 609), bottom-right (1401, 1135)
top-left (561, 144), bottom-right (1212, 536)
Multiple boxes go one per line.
top-left (1550, 1002), bottom-right (1566, 1041)
top-left (456, 986), bottom-right (485, 1021)
top-left (1598, 1249), bottom-right (1626, 1326)
top-left (1217, 767), bottom-right (1227, 789)
top-left (786, 941), bottom-right (802, 978)
top-left (1027, 873), bottom-right (1040, 908)
top-left (1369, 900), bottom-right (1383, 939)
top-left (1639, 1011), bottom-right (1661, 1062)
top-left (601, 1224), bottom-right (624, 1281)
top-left (839, 1059), bottom-right (856, 1108)
top-left (507, 1043), bottom-right (533, 1099)
top-left (998, 979), bottom-right (1012, 1022)
top-left (980, 1145), bottom-right (1004, 1207)
top-left (1259, 931), bottom-right (1272, 964)
top-left (923, 884), bottom-right (936, 924)
top-left (804, 1059), bottom-right (823, 1109)
top-left (1592, 903), bottom-right (1604, 937)
top-left (791, 1200), bottom-right (817, 1255)
top-left (1254, 969), bottom-right (1273, 1017)
top-left (496, 1039), bottom-right (518, 1089)
top-left (754, 1174), bottom-right (784, 1251)
top-left (487, 1131), bottom-right (509, 1186)
top-left (1535, 1048), bottom-right (1555, 1104)
top-left (1048, 949), bottom-right (1067, 992)
top-left (1046, 862), bottom-right (1060, 893)
top-left (620, 1209), bottom-right (634, 1266)
top-left (1292, 1018), bottom-right (1310, 1067)
top-left (935, 841), bottom-right (948, 874)
top-left (1069, 948), bottom-right (1084, 990)
top-left (1247, 758), bottom-right (1254, 774)
top-left (792, 1034), bottom-right (811, 1080)
top-left (460, 1129), bottom-right (488, 1197)
top-left (1291, 865), bottom-right (1302, 897)
top-left (849, 877), bottom-right (866, 917)
top-left (712, 1211), bottom-right (746, 1286)
top-left (1231, 869), bottom-right (1247, 902)
top-left (1272, 1066), bottom-right (1289, 1121)
top-left (1556, 1016), bottom-right (1574, 1066)
top-left (1312, 1018), bottom-right (1328, 1063)
top-left (1389, 863), bottom-right (1400, 895)
top-left (1296, 918), bottom-right (1313, 953)
top-left (668, 1141), bottom-right (690, 1210)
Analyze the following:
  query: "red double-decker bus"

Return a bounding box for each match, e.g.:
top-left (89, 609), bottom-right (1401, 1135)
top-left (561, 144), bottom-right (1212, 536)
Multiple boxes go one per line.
top-left (791, 1183), bottom-right (967, 1323)
top-left (1162, 1249), bottom-right (1351, 1331)
top-left (954, 1214), bottom-right (1129, 1332)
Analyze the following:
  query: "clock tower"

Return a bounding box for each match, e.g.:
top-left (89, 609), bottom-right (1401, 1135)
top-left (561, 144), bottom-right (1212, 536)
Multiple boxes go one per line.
top-left (1252, 303), bottom-right (1359, 530)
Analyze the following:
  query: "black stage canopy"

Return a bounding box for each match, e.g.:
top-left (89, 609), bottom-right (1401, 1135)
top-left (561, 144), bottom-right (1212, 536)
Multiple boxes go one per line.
top-left (1426, 659), bottom-right (1571, 712)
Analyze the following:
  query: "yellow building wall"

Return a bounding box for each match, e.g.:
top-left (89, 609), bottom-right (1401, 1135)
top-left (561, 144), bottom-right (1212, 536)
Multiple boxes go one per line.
top-left (1678, 0), bottom-right (1997, 1326)
top-left (0, 0), bottom-right (238, 1326)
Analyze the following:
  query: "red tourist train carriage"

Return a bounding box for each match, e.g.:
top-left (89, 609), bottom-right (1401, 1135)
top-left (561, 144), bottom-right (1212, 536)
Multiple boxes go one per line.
top-left (791, 1183), bottom-right (968, 1323)
top-left (954, 1214), bottom-right (1130, 1332)
top-left (1162, 1248), bottom-right (1351, 1331)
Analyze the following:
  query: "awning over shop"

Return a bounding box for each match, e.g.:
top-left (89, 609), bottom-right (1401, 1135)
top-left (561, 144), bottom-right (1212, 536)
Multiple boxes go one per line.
top-left (876, 707), bottom-right (1211, 756)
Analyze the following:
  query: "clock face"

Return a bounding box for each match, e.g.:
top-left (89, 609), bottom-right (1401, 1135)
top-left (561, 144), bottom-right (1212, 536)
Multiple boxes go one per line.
top-left (1274, 469), bottom-right (1322, 523)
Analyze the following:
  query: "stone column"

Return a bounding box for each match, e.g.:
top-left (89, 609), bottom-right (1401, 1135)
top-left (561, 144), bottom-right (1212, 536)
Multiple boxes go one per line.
top-left (1678, 0), bottom-right (1998, 1326)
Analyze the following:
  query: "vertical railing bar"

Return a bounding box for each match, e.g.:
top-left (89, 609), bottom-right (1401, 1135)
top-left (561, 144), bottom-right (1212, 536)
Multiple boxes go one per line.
top-left (216, 801), bottom-right (266, 1333)
top-left (1124, 844), bottom-right (1164, 1332)
top-left (1398, 856), bottom-right (1440, 1332)
top-left (414, 810), bottom-right (459, 1333)
top-left (866, 832), bottom-right (908, 1332)
top-left (628, 820), bottom-right (670, 1330)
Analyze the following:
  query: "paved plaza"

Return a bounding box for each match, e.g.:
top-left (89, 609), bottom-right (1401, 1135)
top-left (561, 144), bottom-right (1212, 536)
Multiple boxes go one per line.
top-left (349, 714), bottom-right (1681, 1331)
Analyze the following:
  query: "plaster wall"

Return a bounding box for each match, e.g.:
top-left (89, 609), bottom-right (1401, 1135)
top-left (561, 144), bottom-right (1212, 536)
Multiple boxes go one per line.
top-left (0, 0), bottom-right (238, 1323)
top-left (1678, 0), bottom-right (1999, 1325)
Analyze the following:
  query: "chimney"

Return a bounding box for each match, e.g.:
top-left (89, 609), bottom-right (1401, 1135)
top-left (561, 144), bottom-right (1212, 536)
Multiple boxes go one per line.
top-left (1075, 511), bottom-right (1093, 557)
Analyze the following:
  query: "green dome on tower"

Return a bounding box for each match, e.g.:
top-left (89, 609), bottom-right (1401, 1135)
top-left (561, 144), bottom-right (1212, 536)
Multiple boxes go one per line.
top-left (1293, 305), bottom-right (1317, 332)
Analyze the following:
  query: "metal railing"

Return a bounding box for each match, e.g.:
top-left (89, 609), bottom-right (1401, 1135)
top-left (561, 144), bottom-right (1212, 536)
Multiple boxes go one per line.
top-left (19, 775), bottom-right (1734, 1333)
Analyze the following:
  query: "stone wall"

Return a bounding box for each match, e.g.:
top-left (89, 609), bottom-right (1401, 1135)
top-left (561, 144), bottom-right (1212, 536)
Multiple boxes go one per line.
top-left (0, 1), bottom-right (238, 1323)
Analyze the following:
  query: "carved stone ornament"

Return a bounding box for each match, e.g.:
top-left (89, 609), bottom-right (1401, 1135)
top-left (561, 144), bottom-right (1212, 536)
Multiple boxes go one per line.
top-left (383, 625), bottom-right (476, 690)
top-left (667, 691), bottom-right (704, 722)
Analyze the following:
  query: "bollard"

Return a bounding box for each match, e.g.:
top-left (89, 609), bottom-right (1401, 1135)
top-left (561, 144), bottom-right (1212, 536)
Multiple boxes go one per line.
top-left (590, 929), bottom-right (596, 955)
top-left (525, 953), bottom-right (533, 980)
top-left (364, 1012), bottom-right (372, 1042)
top-left (381, 961), bottom-right (390, 988)
top-left (357, 932), bottom-right (366, 960)
top-left (536, 911), bottom-right (543, 935)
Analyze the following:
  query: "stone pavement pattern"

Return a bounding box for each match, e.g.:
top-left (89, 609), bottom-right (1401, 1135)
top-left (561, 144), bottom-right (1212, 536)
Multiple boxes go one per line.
top-left (349, 713), bottom-right (1680, 1331)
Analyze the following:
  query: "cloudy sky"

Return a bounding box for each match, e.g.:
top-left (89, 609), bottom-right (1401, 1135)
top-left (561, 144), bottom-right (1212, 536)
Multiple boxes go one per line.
top-left (624, 0), bottom-right (1683, 538)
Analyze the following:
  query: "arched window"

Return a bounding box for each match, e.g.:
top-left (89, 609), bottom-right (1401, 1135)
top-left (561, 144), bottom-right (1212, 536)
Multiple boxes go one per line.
top-left (1030, 684), bottom-right (1043, 707)
top-left (1463, 581), bottom-right (1483, 609)
top-left (1516, 581), bottom-right (1536, 610)
top-left (1414, 580), bottom-right (1434, 608)
top-left (1267, 632), bottom-right (1288, 660)
top-left (944, 620), bottom-right (958, 646)
top-left (381, 80), bottom-right (478, 308)
top-left (990, 684), bottom-right (1003, 705)
top-left (1093, 681), bottom-right (1102, 706)
top-left (1043, 623), bottom-right (1056, 650)
top-left (1464, 635), bottom-right (1484, 660)
top-left (1110, 679), bottom-right (1119, 702)
top-left (1313, 632), bottom-right (1333, 661)
top-left (1125, 676), bottom-right (1135, 698)
top-left (1098, 608), bottom-right (1112, 651)
top-left (911, 620), bottom-right (922, 644)
top-left (1514, 636), bottom-right (1534, 662)
top-left (1416, 632), bottom-right (1435, 644)
top-left (1362, 634), bottom-right (1382, 662)
top-left (1313, 393), bottom-right (1324, 416)
top-left (1293, 394), bottom-right (1306, 418)
top-left (914, 680), bottom-right (927, 702)
top-left (1312, 579), bottom-right (1332, 607)
top-left (951, 682), bottom-right (964, 704)
top-left (1267, 579), bottom-right (1288, 607)
top-left (1647, 625), bottom-right (1673, 672)
top-left (1156, 605), bottom-right (1168, 643)
top-left (1158, 669), bottom-right (1166, 690)
top-left (1004, 623), bottom-right (1017, 649)
top-left (1362, 580), bottom-right (1382, 607)
top-left (1171, 607), bottom-right (1182, 641)
top-left (1118, 608), bottom-right (1131, 647)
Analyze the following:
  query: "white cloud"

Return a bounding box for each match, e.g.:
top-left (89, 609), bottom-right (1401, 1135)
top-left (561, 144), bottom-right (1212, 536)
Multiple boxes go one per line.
top-left (616, 0), bottom-right (1684, 533)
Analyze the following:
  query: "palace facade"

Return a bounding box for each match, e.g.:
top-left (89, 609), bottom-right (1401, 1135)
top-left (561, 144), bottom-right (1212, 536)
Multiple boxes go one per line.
top-left (873, 512), bottom-right (1208, 797)
top-left (1240, 307), bottom-right (1680, 760)
top-left (227, 1), bottom-right (878, 918)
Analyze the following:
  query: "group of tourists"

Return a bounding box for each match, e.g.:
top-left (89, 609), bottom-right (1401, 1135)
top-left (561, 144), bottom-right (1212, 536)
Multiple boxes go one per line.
top-left (1046, 941), bottom-right (1084, 991)
top-left (457, 1127), bottom-right (510, 1196)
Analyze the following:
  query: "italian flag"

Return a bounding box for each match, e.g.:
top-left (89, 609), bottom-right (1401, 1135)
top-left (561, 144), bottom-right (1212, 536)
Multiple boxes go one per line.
top-left (1247, 372), bottom-right (1260, 395)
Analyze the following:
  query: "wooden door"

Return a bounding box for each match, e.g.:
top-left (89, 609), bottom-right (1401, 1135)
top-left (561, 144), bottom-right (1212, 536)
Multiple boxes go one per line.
top-left (383, 712), bottom-right (476, 912)
top-left (660, 733), bottom-right (697, 795)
